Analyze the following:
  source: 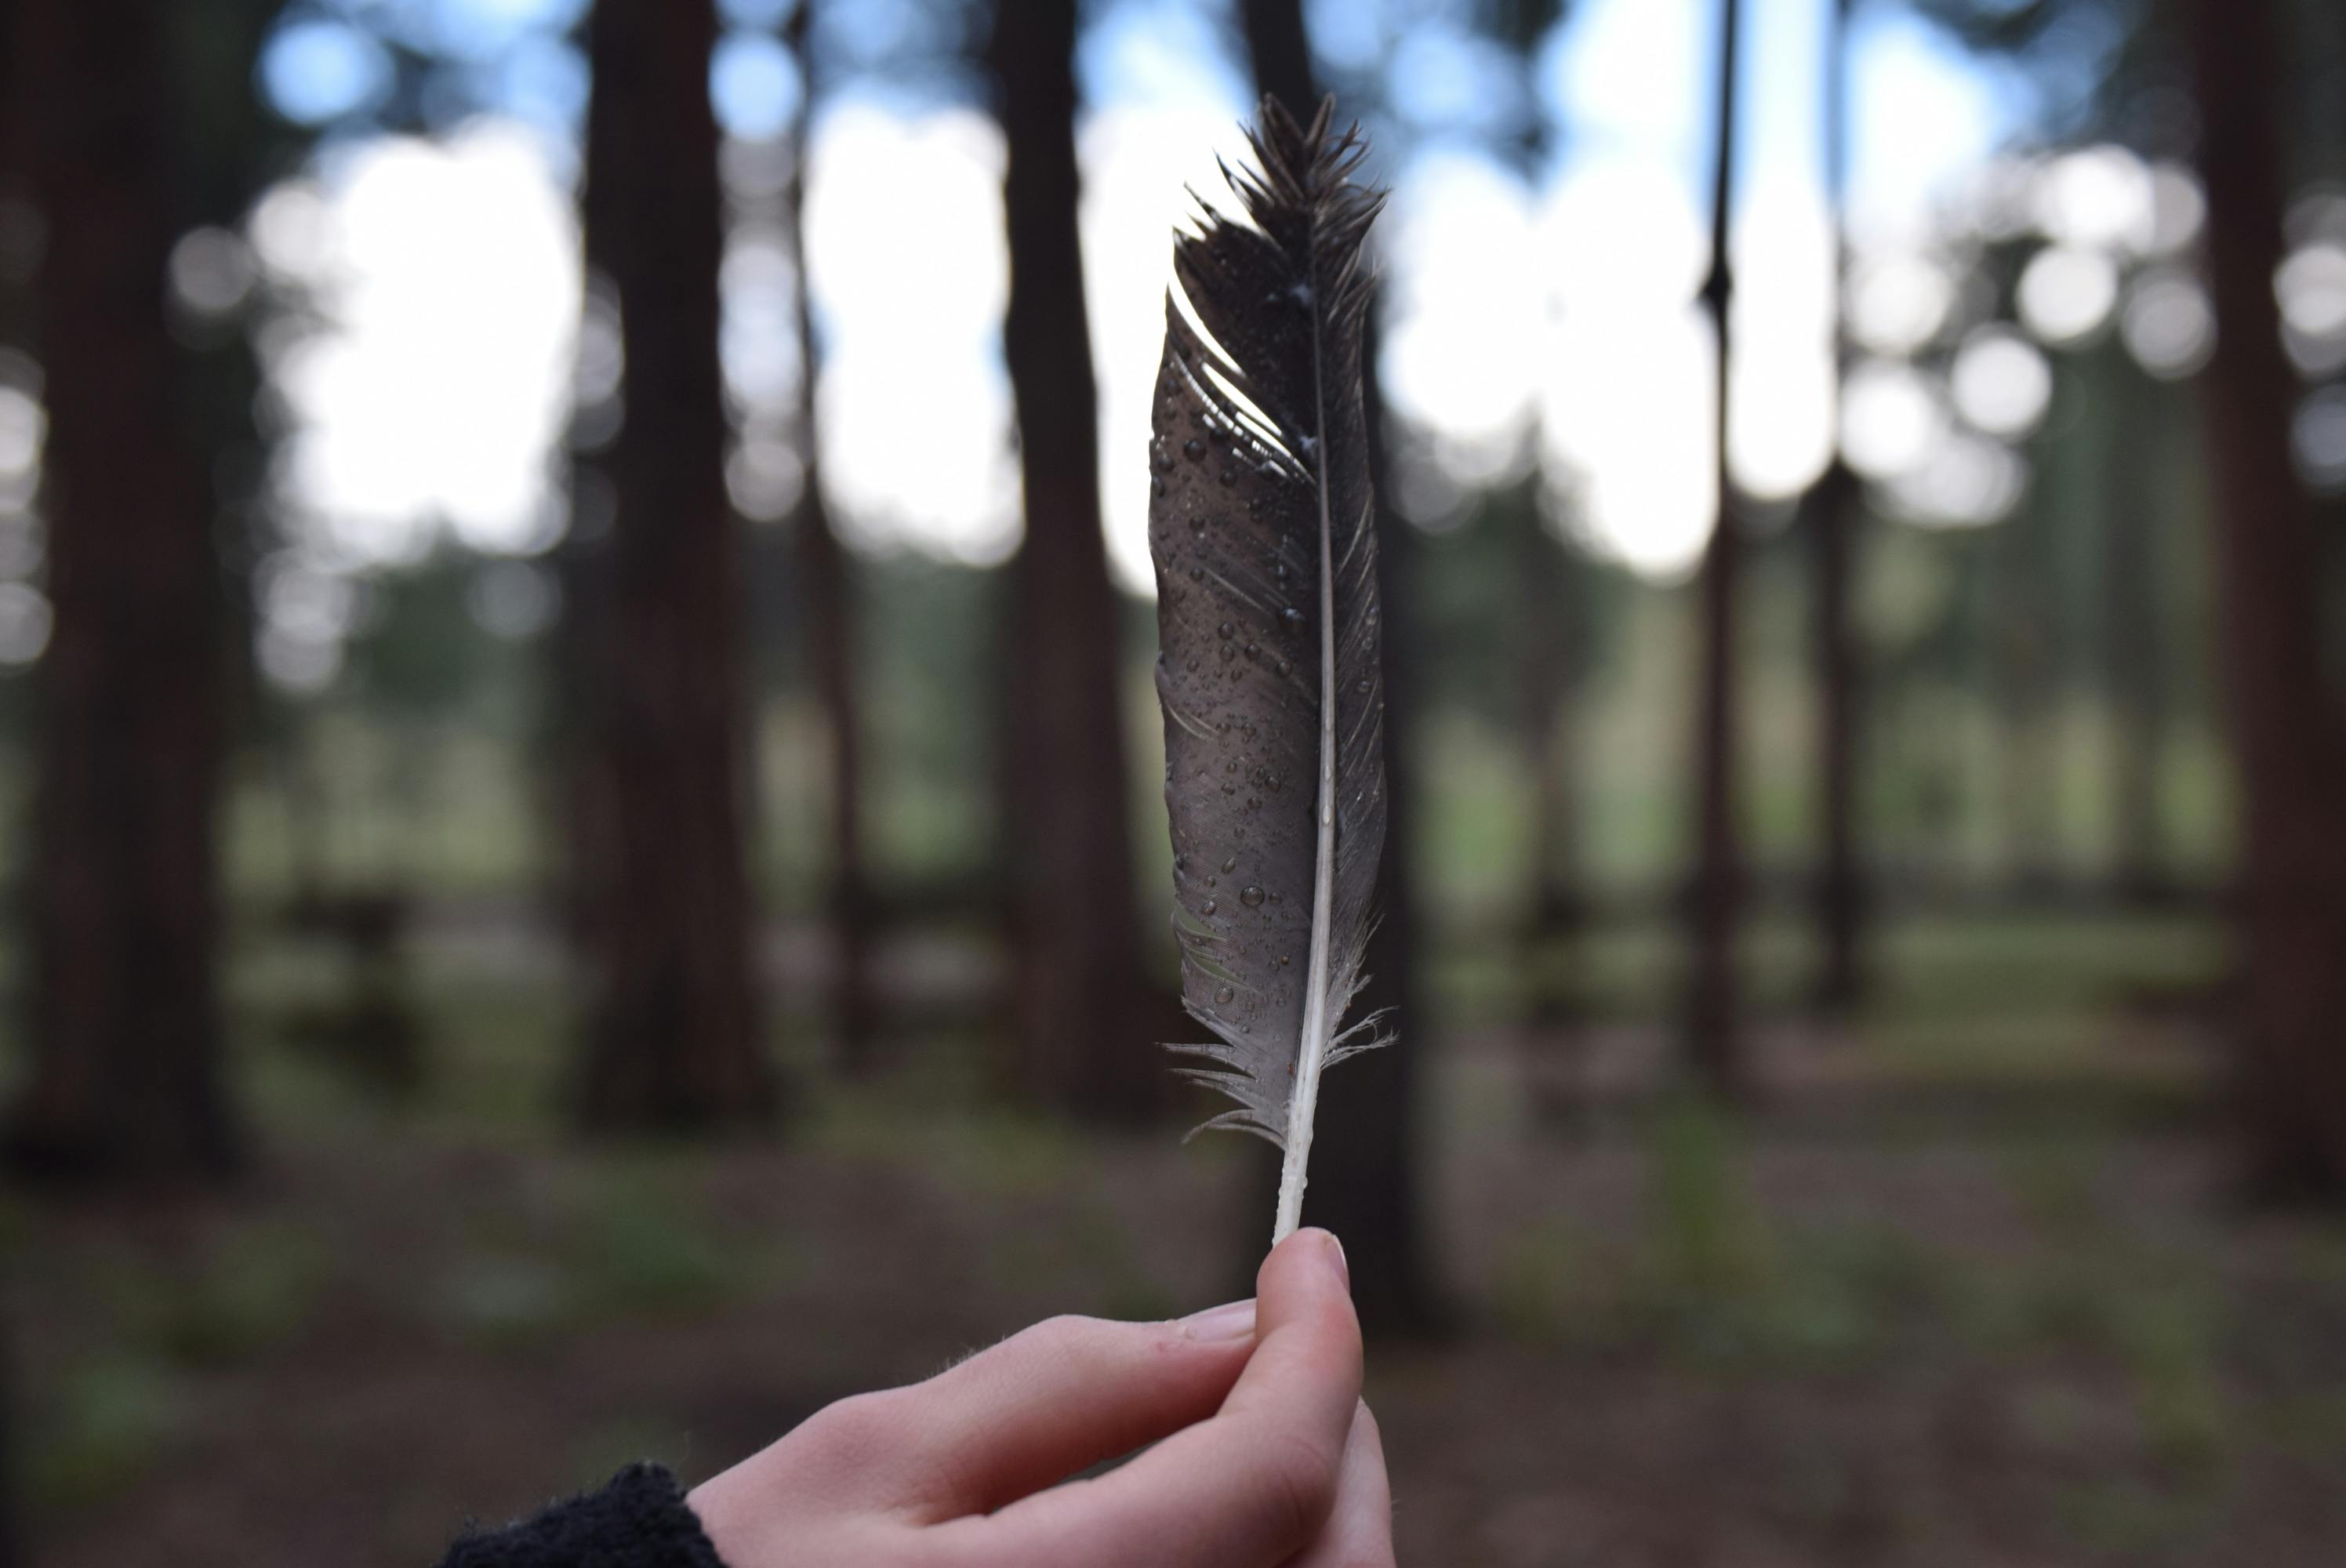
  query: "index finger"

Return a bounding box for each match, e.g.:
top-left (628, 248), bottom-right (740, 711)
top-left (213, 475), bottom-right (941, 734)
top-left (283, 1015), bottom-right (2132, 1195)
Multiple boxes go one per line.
top-left (952, 1229), bottom-right (1360, 1568)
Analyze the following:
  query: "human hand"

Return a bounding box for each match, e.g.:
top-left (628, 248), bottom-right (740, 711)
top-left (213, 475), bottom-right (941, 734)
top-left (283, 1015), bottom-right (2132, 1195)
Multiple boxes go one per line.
top-left (688, 1227), bottom-right (1392, 1567)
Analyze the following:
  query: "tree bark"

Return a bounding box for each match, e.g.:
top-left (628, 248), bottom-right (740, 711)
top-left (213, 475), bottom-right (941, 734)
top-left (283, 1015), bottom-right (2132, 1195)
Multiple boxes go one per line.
top-left (1241, 0), bottom-right (1317, 122)
top-left (1311, 490), bottom-right (1438, 1335)
top-left (2190, 0), bottom-right (2346, 1197)
top-left (1809, 463), bottom-right (1865, 1006)
top-left (1989, 455), bottom-right (2061, 896)
top-left (1237, 0), bottom-right (1438, 1332)
top-left (1810, 0), bottom-right (1865, 1011)
top-left (1687, 0), bottom-right (1747, 1091)
top-left (786, 3), bottom-right (877, 1072)
top-left (988, 0), bottom-right (1153, 1120)
top-left (575, 0), bottom-right (773, 1130)
top-left (1519, 499), bottom-right (1583, 936)
top-left (2104, 365), bottom-right (2173, 902)
top-left (4, 0), bottom-right (238, 1181)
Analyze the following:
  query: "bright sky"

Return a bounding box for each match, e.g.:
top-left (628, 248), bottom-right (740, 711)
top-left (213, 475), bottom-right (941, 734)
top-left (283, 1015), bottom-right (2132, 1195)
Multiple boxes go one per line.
top-left (246, 0), bottom-right (2027, 593)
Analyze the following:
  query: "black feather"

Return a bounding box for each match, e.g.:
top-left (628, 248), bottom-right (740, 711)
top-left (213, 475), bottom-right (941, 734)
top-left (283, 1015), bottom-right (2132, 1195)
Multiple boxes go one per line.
top-left (1146, 96), bottom-right (1389, 1241)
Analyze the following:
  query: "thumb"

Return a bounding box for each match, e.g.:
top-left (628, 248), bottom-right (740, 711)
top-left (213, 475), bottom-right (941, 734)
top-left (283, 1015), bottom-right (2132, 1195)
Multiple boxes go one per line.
top-left (1221, 1227), bottom-right (1358, 1433)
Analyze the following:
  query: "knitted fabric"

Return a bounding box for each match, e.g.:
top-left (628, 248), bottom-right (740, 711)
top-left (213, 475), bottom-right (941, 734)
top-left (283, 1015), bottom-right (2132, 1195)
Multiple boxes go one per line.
top-left (438, 1462), bottom-right (729, 1568)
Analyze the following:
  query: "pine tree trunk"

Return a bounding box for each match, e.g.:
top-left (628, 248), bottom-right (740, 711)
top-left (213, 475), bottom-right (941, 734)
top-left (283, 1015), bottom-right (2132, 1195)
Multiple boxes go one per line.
top-left (2191, 0), bottom-right (2346, 1197)
top-left (1238, 0), bottom-right (1436, 1330)
top-left (575, 0), bottom-right (773, 1130)
top-left (1810, 463), bottom-right (1865, 1007)
top-left (1687, 0), bottom-right (1747, 1091)
top-left (5, 0), bottom-right (237, 1181)
top-left (787, 5), bottom-right (877, 1072)
top-left (2104, 368), bottom-right (2170, 902)
top-left (1241, 0), bottom-right (1316, 121)
top-left (794, 382), bottom-right (875, 1073)
top-left (1310, 496), bottom-right (1438, 1334)
top-left (990, 0), bottom-right (1153, 1120)
top-left (1520, 505), bottom-right (1582, 936)
top-left (1989, 483), bottom-right (2061, 897)
top-left (1810, 0), bottom-right (1864, 1010)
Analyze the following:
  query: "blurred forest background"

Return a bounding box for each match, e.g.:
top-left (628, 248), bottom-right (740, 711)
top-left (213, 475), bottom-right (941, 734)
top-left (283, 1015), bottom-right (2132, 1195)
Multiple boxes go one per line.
top-left (2, 0), bottom-right (2346, 1563)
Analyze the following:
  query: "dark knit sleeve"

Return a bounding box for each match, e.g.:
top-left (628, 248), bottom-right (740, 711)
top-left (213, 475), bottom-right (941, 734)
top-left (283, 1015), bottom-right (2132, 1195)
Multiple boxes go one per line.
top-left (436, 1461), bottom-right (729, 1568)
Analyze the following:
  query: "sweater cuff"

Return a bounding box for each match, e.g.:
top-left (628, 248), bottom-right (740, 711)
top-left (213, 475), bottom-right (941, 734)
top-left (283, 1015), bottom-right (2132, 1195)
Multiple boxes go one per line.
top-left (438, 1461), bottom-right (728, 1568)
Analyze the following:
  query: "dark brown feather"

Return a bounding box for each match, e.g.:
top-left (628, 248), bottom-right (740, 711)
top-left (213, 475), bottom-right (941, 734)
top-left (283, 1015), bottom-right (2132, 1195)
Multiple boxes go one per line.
top-left (1146, 97), bottom-right (1389, 1235)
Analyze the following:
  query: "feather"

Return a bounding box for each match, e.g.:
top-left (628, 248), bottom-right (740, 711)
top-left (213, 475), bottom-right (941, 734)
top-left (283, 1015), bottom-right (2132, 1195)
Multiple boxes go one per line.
top-left (1146, 96), bottom-right (1389, 1246)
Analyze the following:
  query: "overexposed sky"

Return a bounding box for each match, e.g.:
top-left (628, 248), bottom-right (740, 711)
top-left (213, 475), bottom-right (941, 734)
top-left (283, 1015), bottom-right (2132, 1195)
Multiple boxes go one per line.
top-left (249, 0), bottom-right (2023, 590)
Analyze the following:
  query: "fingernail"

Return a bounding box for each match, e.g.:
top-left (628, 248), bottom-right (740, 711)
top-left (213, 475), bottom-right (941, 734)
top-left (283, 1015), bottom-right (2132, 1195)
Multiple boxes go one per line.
top-left (1179, 1298), bottom-right (1258, 1341)
top-left (1324, 1231), bottom-right (1349, 1290)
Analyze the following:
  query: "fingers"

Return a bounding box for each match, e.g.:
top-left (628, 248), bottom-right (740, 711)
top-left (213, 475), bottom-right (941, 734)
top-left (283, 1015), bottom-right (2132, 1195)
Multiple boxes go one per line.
top-left (1218, 1229), bottom-right (1362, 1450)
top-left (962, 1228), bottom-right (1362, 1568)
top-left (1286, 1403), bottom-right (1394, 1568)
top-left (877, 1301), bottom-right (1260, 1519)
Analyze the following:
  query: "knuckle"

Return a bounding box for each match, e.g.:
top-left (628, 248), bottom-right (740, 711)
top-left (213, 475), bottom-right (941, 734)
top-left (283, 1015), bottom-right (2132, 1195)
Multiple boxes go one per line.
top-left (1025, 1312), bottom-right (1100, 1348)
top-left (797, 1389), bottom-right (910, 1462)
top-left (1000, 1313), bottom-right (1128, 1377)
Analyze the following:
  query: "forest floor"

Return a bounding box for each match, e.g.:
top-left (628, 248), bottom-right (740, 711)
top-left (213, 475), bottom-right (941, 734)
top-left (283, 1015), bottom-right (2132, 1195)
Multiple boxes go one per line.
top-left (14, 911), bottom-right (2346, 1567)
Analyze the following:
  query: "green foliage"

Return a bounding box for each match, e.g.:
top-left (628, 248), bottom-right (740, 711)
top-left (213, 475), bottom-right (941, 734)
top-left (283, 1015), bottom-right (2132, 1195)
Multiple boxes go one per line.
top-left (30, 1356), bottom-right (191, 1516)
top-left (86, 1221), bottom-right (327, 1369)
top-left (1646, 1095), bottom-right (1768, 1308)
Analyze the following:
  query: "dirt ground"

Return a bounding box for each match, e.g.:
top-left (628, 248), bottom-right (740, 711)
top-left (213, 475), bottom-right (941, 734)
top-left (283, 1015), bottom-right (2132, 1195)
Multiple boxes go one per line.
top-left (15, 1011), bottom-right (2346, 1567)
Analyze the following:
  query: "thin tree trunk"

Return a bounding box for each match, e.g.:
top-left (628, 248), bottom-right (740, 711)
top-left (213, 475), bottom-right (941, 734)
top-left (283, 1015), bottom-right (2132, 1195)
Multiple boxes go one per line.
top-left (2104, 366), bottom-right (2170, 902)
top-left (1309, 487), bottom-right (1437, 1334)
top-left (786, 3), bottom-right (877, 1071)
top-left (576, 0), bottom-right (773, 1130)
top-left (1810, 0), bottom-right (1864, 1011)
top-left (1240, 0), bottom-right (1437, 1332)
top-left (1687, 0), bottom-right (1747, 1090)
top-left (5, 0), bottom-right (237, 1181)
top-left (989, 0), bottom-right (1153, 1119)
top-left (2190, 0), bottom-right (2346, 1197)
top-left (1520, 504), bottom-right (1582, 935)
top-left (1242, 0), bottom-right (1316, 122)
top-left (1810, 465), bottom-right (1865, 1004)
top-left (1990, 480), bottom-right (2061, 896)
top-left (551, 475), bottom-right (615, 957)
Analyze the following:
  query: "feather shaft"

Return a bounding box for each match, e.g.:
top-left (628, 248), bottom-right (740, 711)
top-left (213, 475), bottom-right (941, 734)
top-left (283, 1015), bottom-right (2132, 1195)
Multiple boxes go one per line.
top-left (1274, 312), bottom-right (1344, 1244)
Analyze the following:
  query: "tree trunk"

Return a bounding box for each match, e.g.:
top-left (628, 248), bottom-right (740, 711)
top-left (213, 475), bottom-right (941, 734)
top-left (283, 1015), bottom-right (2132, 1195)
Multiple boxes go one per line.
top-left (2104, 366), bottom-right (2171, 902)
top-left (1242, 0), bottom-right (1317, 122)
top-left (1989, 478), bottom-right (2061, 896)
top-left (575, 0), bottom-right (773, 1130)
top-left (787, 3), bottom-right (877, 1072)
top-left (1236, 0), bottom-right (1437, 1331)
top-left (1809, 464), bottom-right (1865, 1007)
top-left (989, 0), bottom-right (1153, 1120)
top-left (4, 0), bottom-right (237, 1181)
top-left (1686, 0), bottom-right (1747, 1091)
top-left (1810, 0), bottom-right (1864, 1011)
top-left (2191, 0), bottom-right (2346, 1198)
top-left (1519, 501), bottom-right (1582, 936)
top-left (1310, 488), bottom-right (1438, 1335)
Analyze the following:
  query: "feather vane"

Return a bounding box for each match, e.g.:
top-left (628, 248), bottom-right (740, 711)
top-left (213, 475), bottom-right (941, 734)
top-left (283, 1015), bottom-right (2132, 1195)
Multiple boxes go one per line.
top-left (1146, 97), bottom-right (1389, 1244)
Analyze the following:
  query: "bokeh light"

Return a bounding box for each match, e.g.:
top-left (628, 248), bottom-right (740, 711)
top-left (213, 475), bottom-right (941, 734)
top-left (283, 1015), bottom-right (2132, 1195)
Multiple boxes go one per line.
top-left (2017, 244), bottom-right (2119, 346)
top-left (1949, 325), bottom-right (2051, 438)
